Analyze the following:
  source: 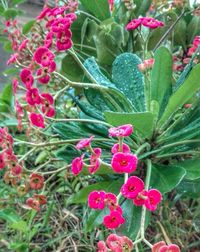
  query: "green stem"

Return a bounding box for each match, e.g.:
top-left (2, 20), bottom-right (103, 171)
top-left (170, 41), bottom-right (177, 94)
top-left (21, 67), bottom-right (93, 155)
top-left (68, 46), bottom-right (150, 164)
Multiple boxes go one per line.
top-left (135, 142), bottom-right (151, 156)
top-left (154, 151), bottom-right (200, 159)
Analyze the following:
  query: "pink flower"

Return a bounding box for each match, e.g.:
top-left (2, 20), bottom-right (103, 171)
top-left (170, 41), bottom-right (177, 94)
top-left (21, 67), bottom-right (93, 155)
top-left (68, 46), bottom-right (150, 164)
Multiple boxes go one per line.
top-left (141, 17), bottom-right (164, 29)
top-left (120, 236), bottom-right (134, 251)
top-left (97, 241), bottom-right (108, 252)
top-left (193, 36), bottom-right (200, 47)
top-left (133, 190), bottom-right (148, 206)
top-left (0, 128), bottom-right (13, 149)
top-left (7, 53), bottom-right (18, 65)
top-left (75, 136), bottom-right (94, 150)
top-left (121, 176), bottom-right (144, 199)
top-left (18, 39), bottom-right (29, 51)
top-left (88, 148), bottom-right (102, 174)
top-left (29, 113), bottom-right (45, 128)
top-left (88, 190), bottom-right (105, 210)
top-left (51, 18), bottom-right (71, 33)
top-left (111, 143), bottom-right (130, 154)
top-left (20, 68), bottom-right (34, 89)
top-left (26, 198), bottom-right (40, 211)
top-left (108, 0), bottom-right (114, 12)
top-left (12, 78), bottom-right (19, 95)
top-left (33, 46), bottom-right (55, 67)
top-left (26, 88), bottom-right (41, 106)
top-left (109, 204), bottom-right (123, 214)
top-left (36, 7), bottom-right (51, 20)
top-left (138, 58), bottom-right (155, 72)
top-left (111, 152), bottom-right (138, 173)
top-left (44, 32), bottom-right (53, 48)
top-left (109, 124), bottom-right (133, 137)
top-left (126, 18), bottom-right (142, 30)
top-left (0, 153), bottom-right (5, 169)
top-left (145, 189), bottom-right (162, 211)
top-left (103, 210), bottom-right (125, 229)
top-left (104, 192), bottom-right (117, 207)
top-left (71, 155), bottom-right (84, 175)
top-left (40, 93), bottom-right (55, 117)
top-left (36, 68), bottom-right (50, 84)
top-left (152, 241), bottom-right (181, 252)
top-left (11, 164), bottom-right (23, 176)
top-left (187, 46), bottom-right (197, 56)
top-left (106, 234), bottom-right (122, 251)
top-left (56, 32), bottom-right (73, 51)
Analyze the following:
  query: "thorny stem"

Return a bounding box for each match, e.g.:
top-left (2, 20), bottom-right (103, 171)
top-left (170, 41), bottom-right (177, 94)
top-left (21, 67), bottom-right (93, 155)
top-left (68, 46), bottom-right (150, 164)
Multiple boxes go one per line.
top-left (133, 159), bottom-right (153, 248)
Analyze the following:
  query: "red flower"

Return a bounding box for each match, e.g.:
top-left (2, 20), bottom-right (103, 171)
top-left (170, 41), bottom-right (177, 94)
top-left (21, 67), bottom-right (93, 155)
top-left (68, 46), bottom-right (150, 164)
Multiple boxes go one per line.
top-left (33, 46), bottom-right (55, 67)
top-left (152, 241), bottom-right (181, 252)
top-left (34, 194), bottom-right (47, 205)
top-left (29, 173), bottom-right (44, 190)
top-left (71, 155), bottom-right (84, 175)
top-left (103, 210), bottom-right (125, 229)
top-left (88, 148), bottom-right (102, 174)
top-left (29, 113), bottom-right (45, 128)
top-left (26, 197), bottom-right (40, 211)
top-left (26, 88), bottom-right (41, 106)
top-left (104, 192), bottom-right (117, 207)
top-left (20, 68), bottom-right (34, 89)
top-left (111, 143), bottom-right (130, 154)
top-left (126, 18), bottom-right (142, 30)
top-left (141, 17), bottom-right (164, 29)
top-left (0, 153), bottom-right (5, 169)
top-left (97, 241), bottom-right (108, 252)
top-left (56, 33), bottom-right (73, 51)
top-left (111, 152), bottom-right (138, 173)
top-left (88, 190), bottom-right (106, 210)
top-left (145, 189), bottom-right (162, 211)
top-left (121, 176), bottom-right (144, 199)
top-left (40, 93), bottom-right (55, 117)
top-left (75, 136), bottom-right (94, 150)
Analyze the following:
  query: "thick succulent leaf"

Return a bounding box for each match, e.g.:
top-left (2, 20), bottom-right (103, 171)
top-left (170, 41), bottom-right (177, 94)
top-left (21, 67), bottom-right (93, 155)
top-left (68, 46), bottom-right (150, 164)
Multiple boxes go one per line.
top-left (151, 47), bottom-right (173, 116)
top-left (112, 53), bottom-right (146, 112)
top-left (80, 0), bottom-right (110, 21)
top-left (150, 164), bottom-right (186, 193)
top-left (119, 200), bottom-right (150, 240)
top-left (176, 159), bottom-right (200, 180)
top-left (177, 178), bottom-right (200, 198)
top-left (104, 111), bottom-right (155, 138)
top-left (158, 64), bottom-right (200, 129)
top-left (135, 0), bottom-right (152, 16)
top-left (187, 16), bottom-right (200, 43)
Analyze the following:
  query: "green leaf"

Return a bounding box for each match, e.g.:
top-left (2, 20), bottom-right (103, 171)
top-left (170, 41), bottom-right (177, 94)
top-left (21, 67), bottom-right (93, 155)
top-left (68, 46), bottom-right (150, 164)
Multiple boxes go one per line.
top-left (67, 179), bottom-right (122, 204)
top-left (22, 19), bottom-right (36, 34)
top-left (187, 16), bottom-right (200, 43)
top-left (0, 83), bottom-right (13, 112)
top-left (135, 0), bottom-right (152, 16)
top-left (80, 0), bottom-right (110, 21)
top-left (10, 220), bottom-right (28, 233)
top-left (150, 164), bottom-right (186, 193)
top-left (0, 208), bottom-right (20, 223)
top-left (119, 200), bottom-right (150, 240)
top-left (176, 178), bottom-right (200, 198)
top-left (151, 47), bottom-right (172, 115)
top-left (174, 18), bottom-right (187, 49)
top-left (3, 8), bottom-right (18, 19)
top-left (177, 159), bottom-right (200, 180)
top-left (112, 53), bottom-right (146, 111)
top-left (158, 64), bottom-right (200, 128)
top-left (12, 0), bottom-right (25, 5)
top-left (3, 41), bottom-right (12, 52)
top-left (104, 111), bottom-right (155, 138)
top-left (55, 145), bottom-right (81, 164)
top-left (61, 53), bottom-right (84, 81)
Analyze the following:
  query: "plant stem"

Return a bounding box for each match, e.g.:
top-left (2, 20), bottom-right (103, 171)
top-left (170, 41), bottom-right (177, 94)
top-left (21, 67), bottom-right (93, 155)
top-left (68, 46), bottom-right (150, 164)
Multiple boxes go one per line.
top-left (135, 142), bottom-right (151, 156)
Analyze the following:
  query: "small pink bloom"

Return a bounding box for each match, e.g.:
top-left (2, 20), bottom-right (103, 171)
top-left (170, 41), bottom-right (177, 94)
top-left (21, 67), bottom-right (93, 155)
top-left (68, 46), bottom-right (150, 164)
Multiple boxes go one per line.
top-left (133, 190), bottom-right (148, 206)
top-left (88, 190), bottom-right (105, 210)
top-left (7, 53), bottom-right (18, 65)
top-left (18, 39), bottom-right (29, 51)
top-left (51, 18), bottom-right (71, 33)
top-left (0, 153), bottom-right (5, 169)
top-left (88, 148), bottom-right (102, 174)
top-left (138, 58), bottom-right (155, 72)
top-left (109, 204), bottom-right (123, 214)
top-left (33, 46), bottom-right (55, 67)
top-left (111, 152), bottom-right (138, 173)
top-left (97, 241), bottom-right (108, 252)
top-left (29, 113), bottom-right (45, 128)
top-left (71, 155), bottom-right (84, 175)
top-left (65, 13), bottom-right (77, 22)
top-left (126, 18), bottom-right (142, 30)
top-left (184, 103), bottom-right (192, 108)
top-left (104, 192), bottom-right (117, 206)
top-left (106, 234), bottom-right (122, 251)
top-left (121, 236), bottom-right (134, 251)
top-left (75, 136), bottom-right (94, 150)
top-left (36, 7), bottom-right (51, 20)
top-left (26, 198), bottom-right (40, 211)
top-left (152, 241), bottom-right (166, 252)
top-left (44, 32), bottom-right (53, 48)
top-left (187, 46), bottom-right (197, 56)
top-left (11, 164), bottom-right (23, 176)
top-left (109, 124), bottom-right (133, 137)
top-left (193, 36), bottom-right (200, 47)
top-left (36, 68), bottom-right (50, 84)
top-left (121, 176), bottom-right (144, 199)
top-left (111, 143), bottom-right (130, 154)
top-left (56, 33), bottom-right (73, 51)
top-left (108, 0), bottom-right (114, 12)
top-left (26, 88), bottom-right (41, 106)
top-left (50, 6), bottom-right (68, 16)
top-left (103, 211), bottom-right (125, 229)
top-left (20, 68), bottom-right (34, 89)
top-left (145, 189), bottom-right (162, 211)
top-left (12, 78), bottom-right (19, 95)
top-left (40, 93), bottom-right (55, 117)
top-left (141, 17), bottom-right (164, 29)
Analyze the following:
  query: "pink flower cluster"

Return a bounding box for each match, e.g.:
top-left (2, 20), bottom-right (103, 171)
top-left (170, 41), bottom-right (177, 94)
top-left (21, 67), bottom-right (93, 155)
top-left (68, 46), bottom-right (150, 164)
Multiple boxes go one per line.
top-left (37, 5), bottom-right (77, 51)
top-left (0, 127), bottom-right (23, 177)
top-left (88, 191), bottom-right (125, 229)
top-left (152, 241), bottom-right (181, 252)
top-left (126, 17), bottom-right (164, 30)
top-left (71, 136), bottom-right (102, 175)
top-left (97, 234), bottom-right (133, 252)
top-left (138, 58), bottom-right (155, 72)
top-left (187, 36), bottom-right (200, 57)
top-left (121, 176), bottom-right (162, 211)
